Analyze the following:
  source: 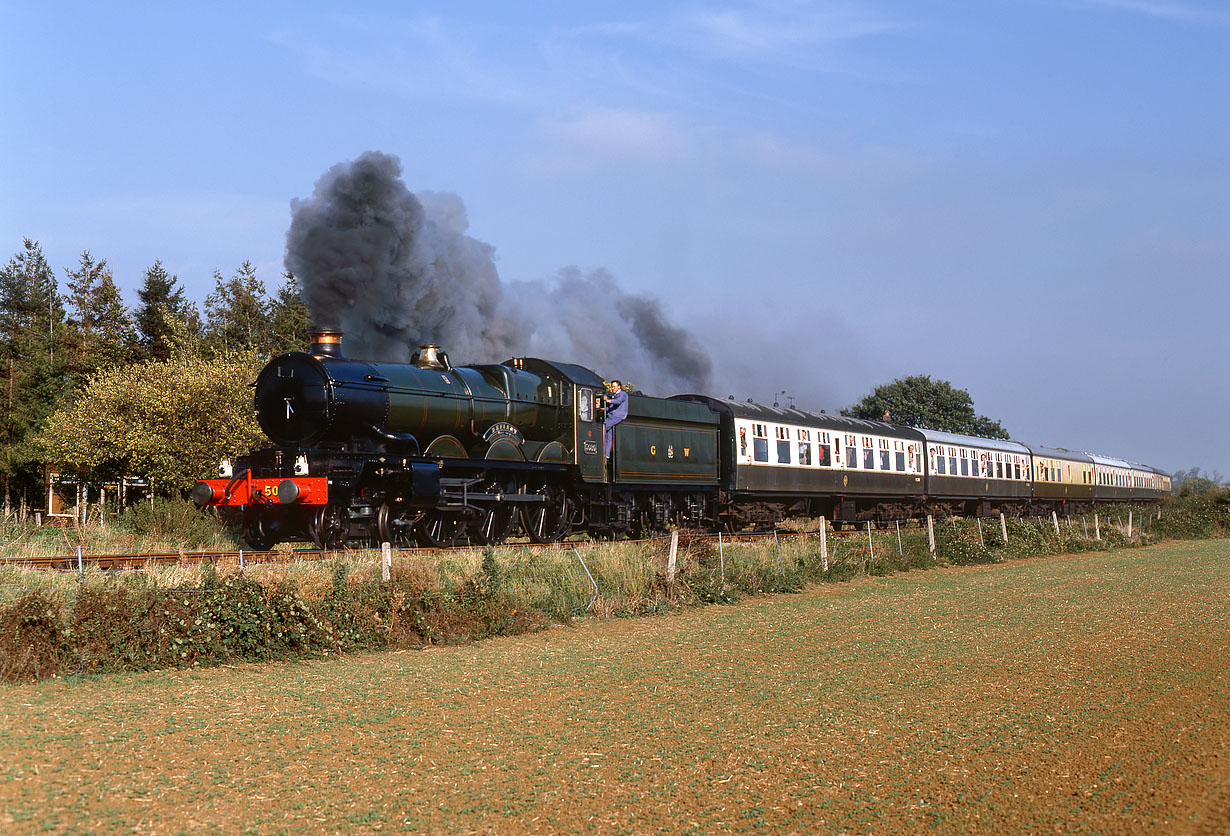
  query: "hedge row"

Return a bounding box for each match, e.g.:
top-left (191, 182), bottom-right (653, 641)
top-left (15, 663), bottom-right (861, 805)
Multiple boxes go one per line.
top-left (2, 493), bottom-right (1227, 684)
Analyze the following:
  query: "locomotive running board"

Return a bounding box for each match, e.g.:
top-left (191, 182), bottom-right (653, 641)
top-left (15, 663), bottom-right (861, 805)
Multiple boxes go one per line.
top-left (435, 477), bottom-right (551, 512)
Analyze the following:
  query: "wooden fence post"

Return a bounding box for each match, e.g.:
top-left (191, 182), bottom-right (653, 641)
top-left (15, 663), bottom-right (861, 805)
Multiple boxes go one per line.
top-left (1052, 511), bottom-right (1061, 536)
top-left (819, 516), bottom-right (828, 572)
top-left (382, 542), bottom-right (391, 582)
top-left (1095, 513), bottom-right (1101, 540)
top-left (927, 515), bottom-right (936, 556)
top-left (667, 530), bottom-right (679, 584)
top-left (1000, 512), bottom-right (1008, 543)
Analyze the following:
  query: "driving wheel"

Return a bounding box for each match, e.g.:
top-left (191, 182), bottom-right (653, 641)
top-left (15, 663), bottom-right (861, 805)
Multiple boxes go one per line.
top-left (312, 503), bottom-right (350, 550)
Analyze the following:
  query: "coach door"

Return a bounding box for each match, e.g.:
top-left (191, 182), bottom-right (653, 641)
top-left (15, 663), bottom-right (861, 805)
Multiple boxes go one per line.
top-left (575, 386), bottom-right (606, 482)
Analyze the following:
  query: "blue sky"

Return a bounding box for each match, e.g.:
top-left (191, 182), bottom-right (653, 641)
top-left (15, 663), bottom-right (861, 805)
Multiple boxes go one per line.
top-left (2, 1), bottom-right (1227, 477)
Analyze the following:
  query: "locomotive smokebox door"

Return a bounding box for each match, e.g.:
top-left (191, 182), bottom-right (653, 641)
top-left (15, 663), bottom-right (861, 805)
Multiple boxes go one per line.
top-left (575, 385), bottom-right (606, 482)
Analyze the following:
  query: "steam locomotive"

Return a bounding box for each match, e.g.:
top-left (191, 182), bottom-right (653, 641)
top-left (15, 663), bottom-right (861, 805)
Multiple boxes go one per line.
top-left (192, 332), bottom-right (1170, 549)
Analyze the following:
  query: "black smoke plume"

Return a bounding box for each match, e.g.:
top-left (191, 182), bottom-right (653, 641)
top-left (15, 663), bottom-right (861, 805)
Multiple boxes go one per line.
top-left (285, 151), bottom-right (711, 394)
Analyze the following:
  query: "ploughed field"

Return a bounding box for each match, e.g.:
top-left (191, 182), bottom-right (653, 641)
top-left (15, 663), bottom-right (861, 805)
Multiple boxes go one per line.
top-left (2, 540), bottom-right (1228, 835)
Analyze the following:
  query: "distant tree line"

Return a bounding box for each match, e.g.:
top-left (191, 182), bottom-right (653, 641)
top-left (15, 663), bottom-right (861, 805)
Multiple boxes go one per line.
top-left (0, 238), bottom-right (309, 506)
top-left (1, 238), bottom-right (1209, 511)
top-left (1171, 467), bottom-right (1227, 496)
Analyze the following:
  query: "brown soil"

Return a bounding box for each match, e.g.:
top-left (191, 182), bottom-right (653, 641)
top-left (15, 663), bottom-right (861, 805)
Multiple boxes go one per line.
top-left (1, 541), bottom-right (1227, 835)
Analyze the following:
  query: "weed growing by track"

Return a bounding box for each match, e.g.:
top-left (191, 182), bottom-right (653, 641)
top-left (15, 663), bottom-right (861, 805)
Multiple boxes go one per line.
top-left (0, 491), bottom-right (1226, 682)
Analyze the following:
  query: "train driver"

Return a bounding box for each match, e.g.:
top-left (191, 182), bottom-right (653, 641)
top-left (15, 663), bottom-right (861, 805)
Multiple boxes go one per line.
top-left (604, 380), bottom-right (628, 460)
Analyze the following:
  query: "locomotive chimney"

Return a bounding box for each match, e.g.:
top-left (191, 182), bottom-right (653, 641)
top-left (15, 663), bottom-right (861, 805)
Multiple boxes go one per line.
top-left (308, 329), bottom-right (344, 359)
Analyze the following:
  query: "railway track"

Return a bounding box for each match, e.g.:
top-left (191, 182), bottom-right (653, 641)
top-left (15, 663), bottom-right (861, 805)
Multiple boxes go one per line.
top-left (0, 549), bottom-right (329, 570)
top-left (0, 521), bottom-right (929, 571)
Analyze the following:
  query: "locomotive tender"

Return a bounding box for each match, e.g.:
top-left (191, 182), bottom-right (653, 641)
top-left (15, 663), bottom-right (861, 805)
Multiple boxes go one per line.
top-left (192, 332), bottom-right (1170, 549)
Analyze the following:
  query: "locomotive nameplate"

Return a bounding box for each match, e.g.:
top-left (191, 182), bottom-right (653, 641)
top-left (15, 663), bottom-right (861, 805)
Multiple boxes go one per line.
top-left (483, 422), bottom-right (525, 444)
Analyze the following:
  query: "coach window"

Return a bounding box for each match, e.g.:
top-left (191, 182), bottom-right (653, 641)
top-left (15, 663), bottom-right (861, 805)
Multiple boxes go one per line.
top-left (879, 439), bottom-right (890, 471)
top-left (846, 434), bottom-right (857, 468)
top-left (776, 426), bottom-right (791, 464)
top-left (960, 449), bottom-right (969, 477)
top-left (948, 447), bottom-right (957, 476)
top-left (797, 429), bottom-right (812, 466)
top-left (1014, 458), bottom-right (1022, 480)
top-left (753, 423), bottom-right (769, 463)
top-left (819, 432), bottom-right (832, 467)
top-left (936, 449), bottom-right (946, 475)
top-left (863, 439), bottom-right (875, 470)
top-left (895, 440), bottom-right (906, 472)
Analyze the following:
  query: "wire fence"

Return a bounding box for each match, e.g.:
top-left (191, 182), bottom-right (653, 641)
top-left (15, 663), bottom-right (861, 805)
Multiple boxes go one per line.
top-left (0, 507), bottom-right (1171, 610)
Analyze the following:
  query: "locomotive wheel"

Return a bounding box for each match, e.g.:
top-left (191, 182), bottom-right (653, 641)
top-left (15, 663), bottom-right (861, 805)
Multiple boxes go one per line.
top-left (312, 503), bottom-right (350, 551)
top-left (416, 512), bottom-right (463, 549)
top-left (521, 485), bottom-right (572, 544)
top-left (469, 477), bottom-right (519, 546)
top-left (242, 512), bottom-right (275, 551)
top-left (376, 503), bottom-right (420, 548)
top-left (470, 505), bottom-right (515, 546)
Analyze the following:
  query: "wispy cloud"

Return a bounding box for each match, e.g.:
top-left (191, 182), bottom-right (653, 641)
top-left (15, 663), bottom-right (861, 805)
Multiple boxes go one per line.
top-left (548, 2), bottom-right (905, 78)
top-left (1066, 0), bottom-right (1230, 25)
top-left (545, 107), bottom-right (693, 161)
top-left (678, 3), bottom-right (900, 60)
top-left (268, 14), bottom-right (542, 106)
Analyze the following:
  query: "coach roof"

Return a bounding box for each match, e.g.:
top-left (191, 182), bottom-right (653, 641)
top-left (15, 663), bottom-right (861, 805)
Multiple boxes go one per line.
top-left (915, 428), bottom-right (1030, 456)
top-left (673, 395), bottom-right (926, 442)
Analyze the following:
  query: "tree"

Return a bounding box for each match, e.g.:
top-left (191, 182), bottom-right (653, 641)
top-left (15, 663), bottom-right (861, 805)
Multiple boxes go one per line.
top-left (1172, 466), bottom-right (1225, 496)
top-left (35, 349), bottom-right (266, 494)
top-left (0, 239), bottom-right (72, 503)
top-left (268, 272), bottom-right (311, 355)
top-left (204, 261), bottom-right (272, 354)
top-left (63, 250), bottom-right (137, 378)
top-left (135, 260), bottom-right (198, 361)
top-left (842, 375), bottom-right (1010, 439)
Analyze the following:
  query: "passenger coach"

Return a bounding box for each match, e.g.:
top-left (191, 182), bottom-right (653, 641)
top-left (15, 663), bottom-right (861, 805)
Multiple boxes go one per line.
top-left (671, 396), bottom-right (926, 528)
top-left (917, 429), bottom-right (1032, 517)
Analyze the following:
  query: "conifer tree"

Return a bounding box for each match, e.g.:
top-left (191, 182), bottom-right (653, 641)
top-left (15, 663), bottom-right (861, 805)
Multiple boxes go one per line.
top-left (204, 261), bottom-right (271, 354)
top-left (135, 260), bottom-right (194, 361)
top-left (64, 250), bottom-right (136, 379)
top-left (268, 271), bottom-right (311, 354)
top-left (0, 239), bottom-right (72, 504)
